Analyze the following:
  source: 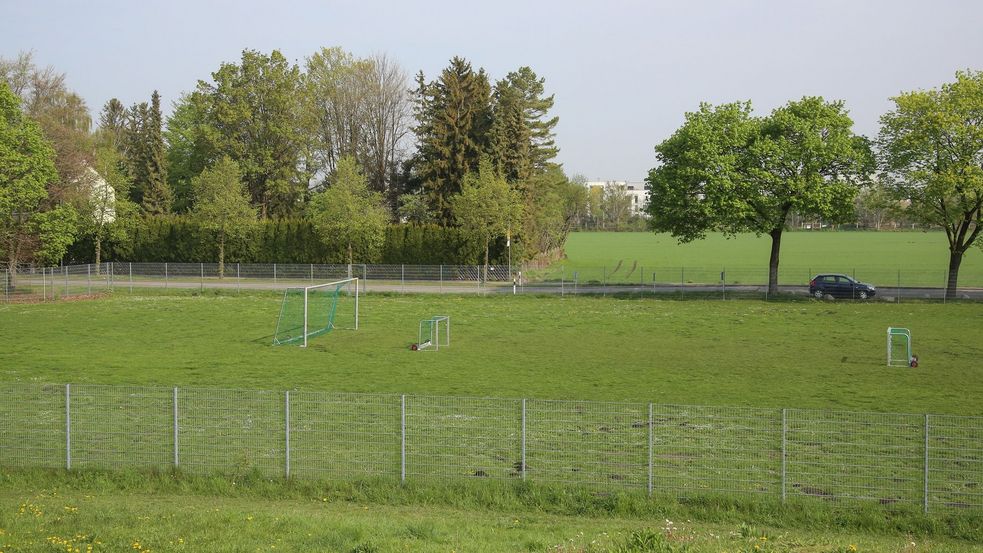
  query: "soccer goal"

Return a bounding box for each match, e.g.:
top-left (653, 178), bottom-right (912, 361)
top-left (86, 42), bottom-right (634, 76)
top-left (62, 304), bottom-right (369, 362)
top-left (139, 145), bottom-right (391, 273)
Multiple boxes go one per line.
top-left (416, 315), bottom-right (450, 351)
top-left (887, 327), bottom-right (913, 367)
top-left (273, 278), bottom-right (359, 347)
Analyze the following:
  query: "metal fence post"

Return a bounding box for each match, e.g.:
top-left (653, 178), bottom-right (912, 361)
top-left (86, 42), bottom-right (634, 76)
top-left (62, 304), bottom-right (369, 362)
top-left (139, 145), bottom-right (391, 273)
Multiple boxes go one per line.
top-left (87, 263), bottom-right (91, 294)
top-left (237, 263), bottom-right (241, 293)
top-left (521, 399), bottom-right (527, 480)
top-left (129, 262), bottom-right (133, 294)
top-left (173, 387), bottom-right (179, 467)
top-left (274, 263), bottom-right (277, 285)
top-left (781, 408), bottom-right (787, 503)
top-left (64, 265), bottom-right (68, 296)
top-left (65, 384), bottom-right (71, 470)
top-left (310, 263), bottom-right (314, 283)
top-left (42, 267), bottom-right (47, 301)
top-left (400, 394), bottom-right (406, 483)
top-left (164, 262), bottom-right (168, 289)
top-left (924, 414), bottom-right (930, 513)
top-left (440, 265), bottom-right (443, 293)
top-left (401, 264), bottom-right (405, 294)
top-left (200, 262), bottom-right (204, 291)
top-left (285, 391), bottom-right (291, 479)
top-left (648, 403), bottom-right (653, 496)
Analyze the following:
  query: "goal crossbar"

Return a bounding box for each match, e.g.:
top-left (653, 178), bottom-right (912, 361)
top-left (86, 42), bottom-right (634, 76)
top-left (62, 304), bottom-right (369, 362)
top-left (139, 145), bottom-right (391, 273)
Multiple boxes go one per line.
top-left (273, 278), bottom-right (359, 347)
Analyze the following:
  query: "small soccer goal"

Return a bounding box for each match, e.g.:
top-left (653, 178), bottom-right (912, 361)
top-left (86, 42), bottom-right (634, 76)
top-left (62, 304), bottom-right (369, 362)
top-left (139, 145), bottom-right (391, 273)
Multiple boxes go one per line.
top-left (273, 278), bottom-right (359, 347)
top-left (887, 327), bottom-right (914, 367)
top-left (415, 315), bottom-right (450, 351)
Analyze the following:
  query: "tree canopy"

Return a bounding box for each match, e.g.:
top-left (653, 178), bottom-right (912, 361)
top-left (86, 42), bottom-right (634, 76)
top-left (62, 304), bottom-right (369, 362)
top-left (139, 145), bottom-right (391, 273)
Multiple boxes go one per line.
top-left (647, 97), bottom-right (872, 293)
top-left (879, 70), bottom-right (983, 296)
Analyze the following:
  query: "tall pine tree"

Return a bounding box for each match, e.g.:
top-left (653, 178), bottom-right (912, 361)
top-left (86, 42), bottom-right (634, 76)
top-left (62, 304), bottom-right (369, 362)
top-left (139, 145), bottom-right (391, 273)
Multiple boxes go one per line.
top-left (412, 57), bottom-right (492, 223)
top-left (490, 66), bottom-right (558, 183)
top-left (141, 90), bottom-right (172, 215)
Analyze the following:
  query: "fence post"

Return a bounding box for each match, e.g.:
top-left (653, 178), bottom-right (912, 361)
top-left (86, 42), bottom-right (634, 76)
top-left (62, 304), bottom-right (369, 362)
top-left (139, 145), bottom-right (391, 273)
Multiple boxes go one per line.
top-left (274, 263), bottom-right (277, 285)
top-left (87, 263), bottom-right (91, 295)
top-left (897, 269), bottom-right (901, 304)
top-left (65, 384), bottom-right (71, 470)
top-left (521, 399), bottom-right (527, 480)
top-left (310, 263), bottom-right (314, 283)
top-left (200, 262), bottom-right (204, 291)
top-left (648, 403), bottom-right (653, 496)
top-left (237, 263), bottom-right (241, 293)
top-left (924, 414), bottom-right (930, 513)
top-left (400, 394), bottom-right (406, 483)
top-left (680, 267), bottom-right (684, 299)
top-left (164, 262), bottom-right (168, 289)
top-left (285, 391), bottom-right (291, 479)
top-left (781, 408), bottom-right (787, 503)
top-left (721, 269), bottom-right (726, 300)
top-left (42, 267), bottom-right (47, 301)
top-left (173, 387), bottom-right (179, 468)
top-left (129, 262), bottom-right (133, 294)
top-left (401, 264), bottom-right (405, 294)
top-left (440, 265), bottom-right (443, 293)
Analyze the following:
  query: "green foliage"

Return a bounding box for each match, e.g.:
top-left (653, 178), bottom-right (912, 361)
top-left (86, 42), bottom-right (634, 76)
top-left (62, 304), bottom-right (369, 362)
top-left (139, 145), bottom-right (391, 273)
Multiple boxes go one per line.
top-left (413, 57), bottom-right (493, 223)
top-left (879, 70), bottom-right (983, 294)
top-left (77, 144), bottom-right (138, 267)
top-left (191, 157), bottom-right (256, 276)
top-left (490, 66), bottom-right (559, 182)
top-left (140, 90), bottom-right (172, 215)
top-left (0, 80), bottom-right (73, 272)
top-left (647, 97), bottom-right (872, 293)
top-left (308, 157), bottom-right (388, 264)
top-left (193, 49), bottom-right (312, 218)
top-left (164, 93), bottom-right (211, 213)
top-left (451, 157), bottom-right (523, 274)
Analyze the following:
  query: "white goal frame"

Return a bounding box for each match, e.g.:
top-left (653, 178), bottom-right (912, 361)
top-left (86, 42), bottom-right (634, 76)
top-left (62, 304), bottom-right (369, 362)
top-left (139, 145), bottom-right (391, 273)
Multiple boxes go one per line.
top-left (274, 278), bottom-right (359, 347)
top-left (417, 315), bottom-right (450, 351)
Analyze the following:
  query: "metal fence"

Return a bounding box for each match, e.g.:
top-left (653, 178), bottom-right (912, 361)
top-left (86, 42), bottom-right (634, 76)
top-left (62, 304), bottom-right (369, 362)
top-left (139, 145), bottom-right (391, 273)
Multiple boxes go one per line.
top-left (3, 262), bottom-right (981, 302)
top-left (1, 383), bottom-right (980, 513)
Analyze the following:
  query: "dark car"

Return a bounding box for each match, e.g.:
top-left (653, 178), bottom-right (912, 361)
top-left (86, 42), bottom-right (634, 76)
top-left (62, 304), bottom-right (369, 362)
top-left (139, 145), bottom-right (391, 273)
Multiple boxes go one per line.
top-left (809, 274), bottom-right (876, 299)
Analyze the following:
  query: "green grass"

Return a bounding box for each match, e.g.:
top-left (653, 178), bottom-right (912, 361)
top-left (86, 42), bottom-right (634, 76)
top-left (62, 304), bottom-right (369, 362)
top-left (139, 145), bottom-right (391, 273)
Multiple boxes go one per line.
top-left (551, 231), bottom-right (983, 287)
top-left (2, 290), bottom-right (981, 414)
top-left (1, 469), bottom-right (981, 552)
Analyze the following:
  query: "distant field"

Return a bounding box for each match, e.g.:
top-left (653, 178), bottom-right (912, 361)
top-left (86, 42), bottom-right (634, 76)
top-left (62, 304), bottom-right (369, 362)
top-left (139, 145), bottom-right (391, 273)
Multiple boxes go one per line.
top-left (551, 231), bottom-right (983, 287)
top-left (2, 290), bottom-right (981, 415)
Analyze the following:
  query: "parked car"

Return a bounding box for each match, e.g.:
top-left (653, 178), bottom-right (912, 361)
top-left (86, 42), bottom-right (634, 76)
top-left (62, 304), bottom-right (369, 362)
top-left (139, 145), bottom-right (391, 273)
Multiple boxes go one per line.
top-left (809, 274), bottom-right (876, 299)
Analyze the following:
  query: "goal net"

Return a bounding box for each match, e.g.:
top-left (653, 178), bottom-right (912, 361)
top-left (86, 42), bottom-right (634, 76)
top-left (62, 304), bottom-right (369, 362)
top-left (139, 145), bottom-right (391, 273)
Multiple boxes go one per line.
top-left (417, 315), bottom-right (450, 351)
top-left (273, 278), bottom-right (359, 347)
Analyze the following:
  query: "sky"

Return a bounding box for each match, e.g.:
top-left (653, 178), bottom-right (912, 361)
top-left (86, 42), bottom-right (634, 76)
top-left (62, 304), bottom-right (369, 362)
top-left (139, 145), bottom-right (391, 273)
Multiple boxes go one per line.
top-left (2, 0), bottom-right (982, 181)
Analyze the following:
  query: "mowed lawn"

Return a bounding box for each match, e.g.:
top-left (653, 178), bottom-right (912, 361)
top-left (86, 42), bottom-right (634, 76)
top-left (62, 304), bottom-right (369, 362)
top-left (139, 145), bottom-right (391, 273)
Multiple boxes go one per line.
top-left (2, 290), bottom-right (982, 415)
top-left (555, 231), bottom-right (983, 287)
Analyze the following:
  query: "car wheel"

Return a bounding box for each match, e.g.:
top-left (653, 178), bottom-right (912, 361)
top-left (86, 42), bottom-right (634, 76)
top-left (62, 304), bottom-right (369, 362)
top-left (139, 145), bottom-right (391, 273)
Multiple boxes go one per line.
top-left (858, 290), bottom-right (869, 300)
top-left (813, 289), bottom-right (824, 299)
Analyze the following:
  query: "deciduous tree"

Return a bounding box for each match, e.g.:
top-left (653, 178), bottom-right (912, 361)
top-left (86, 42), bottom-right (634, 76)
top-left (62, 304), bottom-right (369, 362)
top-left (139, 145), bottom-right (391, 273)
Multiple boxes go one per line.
top-left (191, 157), bottom-right (255, 278)
top-left (307, 156), bottom-right (388, 265)
top-left (451, 158), bottom-right (523, 281)
top-left (647, 98), bottom-right (872, 294)
top-left (879, 70), bottom-right (983, 296)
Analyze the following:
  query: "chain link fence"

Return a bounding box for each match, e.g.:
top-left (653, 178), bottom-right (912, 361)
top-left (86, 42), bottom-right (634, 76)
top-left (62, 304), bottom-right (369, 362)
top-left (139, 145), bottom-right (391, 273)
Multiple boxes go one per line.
top-left (1, 383), bottom-right (979, 513)
top-left (4, 262), bottom-right (981, 302)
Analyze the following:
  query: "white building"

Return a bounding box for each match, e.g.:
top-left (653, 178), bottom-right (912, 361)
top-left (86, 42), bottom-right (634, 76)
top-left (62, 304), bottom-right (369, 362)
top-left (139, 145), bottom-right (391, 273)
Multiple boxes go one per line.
top-left (584, 180), bottom-right (649, 216)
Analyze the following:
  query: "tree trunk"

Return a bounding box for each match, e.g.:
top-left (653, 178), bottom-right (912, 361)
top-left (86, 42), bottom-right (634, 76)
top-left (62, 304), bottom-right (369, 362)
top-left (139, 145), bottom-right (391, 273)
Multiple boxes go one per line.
top-left (5, 243), bottom-right (15, 292)
top-left (347, 242), bottom-right (353, 267)
top-left (768, 228), bottom-right (783, 296)
top-left (946, 248), bottom-right (963, 298)
top-left (94, 235), bottom-right (102, 276)
top-left (218, 231), bottom-right (225, 280)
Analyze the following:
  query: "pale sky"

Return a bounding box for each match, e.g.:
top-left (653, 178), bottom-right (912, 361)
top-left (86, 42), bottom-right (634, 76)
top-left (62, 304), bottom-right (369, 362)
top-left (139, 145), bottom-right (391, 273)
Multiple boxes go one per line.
top-left (3, 0), bottom-right (982, 181)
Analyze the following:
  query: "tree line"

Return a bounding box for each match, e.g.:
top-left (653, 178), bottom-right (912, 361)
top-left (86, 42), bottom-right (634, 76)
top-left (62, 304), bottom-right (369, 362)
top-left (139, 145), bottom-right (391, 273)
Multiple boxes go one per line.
top-left (646, 71), bottom-right (983, 296)
top-left (1, 49), bottom-right (586, 282)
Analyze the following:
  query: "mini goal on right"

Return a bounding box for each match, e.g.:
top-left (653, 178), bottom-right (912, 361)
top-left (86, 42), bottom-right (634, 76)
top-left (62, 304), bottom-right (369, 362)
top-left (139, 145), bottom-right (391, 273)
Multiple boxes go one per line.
top-left (417, 315), bottom-right (450, 351)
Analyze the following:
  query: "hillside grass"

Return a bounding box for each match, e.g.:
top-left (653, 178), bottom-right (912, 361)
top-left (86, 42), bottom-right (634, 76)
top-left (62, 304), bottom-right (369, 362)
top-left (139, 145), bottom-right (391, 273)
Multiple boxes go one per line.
top-left (1, 290), bottom-right (981, 415)
top-left (553, 232), bottom-right (983, 287)
top-left (1, 469), bottom-right (981, 553)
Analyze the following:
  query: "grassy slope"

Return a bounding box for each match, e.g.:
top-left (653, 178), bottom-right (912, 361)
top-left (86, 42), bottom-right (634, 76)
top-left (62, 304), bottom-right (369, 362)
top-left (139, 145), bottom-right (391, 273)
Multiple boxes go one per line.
top-left (556, 232), bottom-right (983, 286)
top-left (1, 470), bottom-right (980, 553)
top-left (1, 291), bottom-right (982, 415)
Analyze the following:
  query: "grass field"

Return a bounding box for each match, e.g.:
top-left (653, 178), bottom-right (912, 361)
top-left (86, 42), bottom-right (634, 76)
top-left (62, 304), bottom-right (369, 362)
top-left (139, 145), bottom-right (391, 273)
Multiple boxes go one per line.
top-left (551, 232), bottom-right (983, 287)
top-left (2, 290), bottom-right (981, 414)
top-left (3, 290), bottom-right (982, 551)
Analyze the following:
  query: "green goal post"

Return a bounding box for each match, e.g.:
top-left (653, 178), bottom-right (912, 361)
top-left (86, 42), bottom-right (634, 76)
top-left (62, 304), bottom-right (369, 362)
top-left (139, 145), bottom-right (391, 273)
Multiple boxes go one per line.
top-left (273, 278), bottom-right (359, 347)
top-left (417, 315), bottom-right (450, 351)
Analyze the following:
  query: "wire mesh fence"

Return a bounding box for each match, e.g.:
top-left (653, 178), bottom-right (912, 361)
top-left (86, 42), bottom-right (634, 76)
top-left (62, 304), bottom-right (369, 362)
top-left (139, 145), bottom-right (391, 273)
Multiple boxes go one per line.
top-left (1, 382), bottom-right (980, 513)
top-left (6, 262), bottom-right (979, 303)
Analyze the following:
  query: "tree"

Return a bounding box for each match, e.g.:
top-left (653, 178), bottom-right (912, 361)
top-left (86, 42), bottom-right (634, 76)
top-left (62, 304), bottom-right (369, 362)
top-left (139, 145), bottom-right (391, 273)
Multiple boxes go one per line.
top-left (194, 49), bottom-right (312, 218)
top-left (78, 144), bottom-right (137, 270)
top-left (490, 66), bottom-right (559, 182)
top-left (647, 98), bottom-right (872, 294)
top-left (1, 82), bottom-right (76, 283)
top-left (308, 156), bottom-right (388, 265)
top-left (879, 70), bottom-right (983, 296)
top-left (600, 182), bottom-right (633, 230)
top-left (164, 94), bottom-right (211, 213)
top-left (451, 157), bottom-right (523, 281)
top-left (191, 157), bottom-right (255, 278)
top-left (413, 57), bottom-right (493, 223)
top-left (141, 91), bottom-right (172, 215)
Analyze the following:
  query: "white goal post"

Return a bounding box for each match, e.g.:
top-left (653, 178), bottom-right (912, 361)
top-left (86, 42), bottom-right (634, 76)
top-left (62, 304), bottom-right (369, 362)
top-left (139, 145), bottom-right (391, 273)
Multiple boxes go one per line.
top-left (273, 278), bottom-right (359, 347)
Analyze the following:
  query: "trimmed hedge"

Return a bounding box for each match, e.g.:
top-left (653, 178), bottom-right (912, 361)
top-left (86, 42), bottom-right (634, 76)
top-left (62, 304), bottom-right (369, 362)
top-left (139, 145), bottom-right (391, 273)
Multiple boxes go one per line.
top-left (65, 217), bottom-right (508, 265)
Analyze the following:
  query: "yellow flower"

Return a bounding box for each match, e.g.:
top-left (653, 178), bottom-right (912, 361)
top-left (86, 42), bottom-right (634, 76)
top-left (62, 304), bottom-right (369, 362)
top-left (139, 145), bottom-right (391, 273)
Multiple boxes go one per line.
top-left (849, 546), bottom-right (857, 552)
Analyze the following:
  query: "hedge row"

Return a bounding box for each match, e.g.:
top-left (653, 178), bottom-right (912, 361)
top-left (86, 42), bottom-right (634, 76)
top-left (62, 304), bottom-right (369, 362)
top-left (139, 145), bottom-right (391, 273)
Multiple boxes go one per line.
top-left (65, 217), bottom-right (510, 265)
